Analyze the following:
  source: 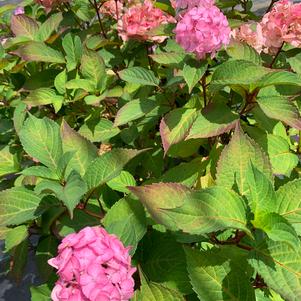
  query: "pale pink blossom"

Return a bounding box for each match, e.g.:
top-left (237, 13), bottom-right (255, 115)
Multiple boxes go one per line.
top-left (118, 0), bottom-right (176, 42)
top-left (170, 0), bottom-right (176, 10)
top-left (258, 0), bottom-right (301, 53)
top-left (100, 0), bottom-right (123, 20)
top-left (175, 0), bottom-right (214, 10)
top-left (231, 23), bottom-right (264, 53)
top-left (48, 226), bottom-right (136, 301)
top-left (175, 5), bottom-right (231, 59)
top-left (14, 7), bottom-right (25, 15)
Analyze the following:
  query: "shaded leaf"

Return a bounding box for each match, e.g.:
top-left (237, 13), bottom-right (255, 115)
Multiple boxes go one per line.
top-left (186, 246), bottom-right (255, 301)
top-left (103, 197), bottom-right (147, 254)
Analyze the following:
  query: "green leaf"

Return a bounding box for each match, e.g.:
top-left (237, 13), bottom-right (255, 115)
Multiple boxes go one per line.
top-left (253, 213), bottom-right (300, 250)
top-left (245, 162), bottom-right (277, 218)
top-left (226, 41), bottom-right (262, 65)
top-left (287, 53), bottom-right (301, 74)
top-left (61, 120), bottom-right (98, 176)
top-left (150, 52), bottom-right (186, 65)
top-left (10, 239), bottom-right (28, 282)
top-left (36, 236), bottom-right (58, 281)
top-left (19, 115), bottom-right (63, 171)
top-left (11, 15), bottom-right (39, 39)
top-left (257, 71), bottom-right (301, 88)
top-left (0, 227), bottom-right (10, 239)
top-left (37, 12), bottom-right (63, 41)
top-left (65, 78), bottom-right (95, 92)
top-left (210, 60), bottom-right (268, 90)
top-left (5, 225), bottom-right (28, 252)
top-left (160, 157), bottom-right (205, 187)
top-left (103, 196), bottom-right (147, 254)
top-left (81, 49), bottom-right (106, 91)
top-left (31, 284), bottom-right (52, 301)
top-left (139, 280), bottom-right (185, 301)
top-left (35, 171), bottom-right (87, 216)
top-left (186, 246), bottom-right (255, 301)
top-left (54, 69), bottom-right (67, 94)
top-left (138, 268), bottom-right (185, 301)
top-left (186, 103), bottom-right (239, 140)
top-left (62, 33), bottom-right (82, 71)
top-left (253, 133), bottom-right (298, 177)
top-left (0, 187), bottom-right (42, 226)
top-left (160, 108), bottom-right (198, 154)
top-left (248, 241), bottom-right (301, 300)
top-left (256, 94), bottom-right (301, 130)
top-left (275, 179), bottom-right (301, 235)
top-left (84, 148), bottom-right (144, 190)
top-left (129, 183), bottom-right (250, 235)
top-left (107, 171), bottom-right (136, 193)
top-left (23, 69), bottom-right (60, 90)
top-left (15, 41), bottom-right (65, 63)
top-left (141, 231), bottom-right (192, 294)
top-left (21, 166), bottom-right (59, 180)
top-left (182, 60), bottom-right (207, 93)
top-left (0, 146), bottom-right (19, 177)
top-left (216, 125), bottom-right (273, 195)
top-left (119, 67), bottom-right (159, 86)
top-left (79, 118), bottom-right (120, 142)
top-left (13, 102), bottom-right (27, 134)
top-left (23, 88), bottom-right (64, 107)
top-left (57, 207), bottom-right (100, 237)
top-left (114, 99), bottom-right (158, 127)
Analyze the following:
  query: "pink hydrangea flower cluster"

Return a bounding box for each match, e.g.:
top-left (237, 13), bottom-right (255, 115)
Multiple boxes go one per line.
top-left (48, 226), bottom-right (136, 301)
top-left (100, 0), bottom-right (124, 20)
top-left (118, 0), bottom-right (176, 42)
top-left (175, 0), bottom-right (214, 10)
top-left (232, 0), bottom-right (301, 54)
top-left (175, 4), bottom-right (231, 59)
top-left (231, 23), bottom-right (264, 53)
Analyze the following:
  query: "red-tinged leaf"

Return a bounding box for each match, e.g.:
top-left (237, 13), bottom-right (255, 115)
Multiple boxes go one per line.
top-left (160, 108), bottom-right (198, 154)
top-left (14, 41), bottom-right (65, 63)
top-left (129, 183), bottom-right (191, 230)
top-left (256, 95), bottom-right (301, 130)
top-left (186, 103), bottom-right (239, 140)
top-left (129, 183), bottom-right (250, 235)
top-left (11, 15), bottom-right (39, 39)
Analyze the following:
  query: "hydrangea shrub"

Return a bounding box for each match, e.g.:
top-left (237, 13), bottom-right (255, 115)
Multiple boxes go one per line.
top-left (1, 0), bottom-right (301, 300)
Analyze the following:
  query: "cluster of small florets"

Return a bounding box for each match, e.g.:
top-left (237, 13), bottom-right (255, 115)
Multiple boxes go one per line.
top-left (174, 0), bottom-right (231, 59)
top-left (232, 0), bottom-right (301, 54)
top-left (117, 0), bottom-right (176, 42)
top-left (48, 227), bottom-right (136, 301)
